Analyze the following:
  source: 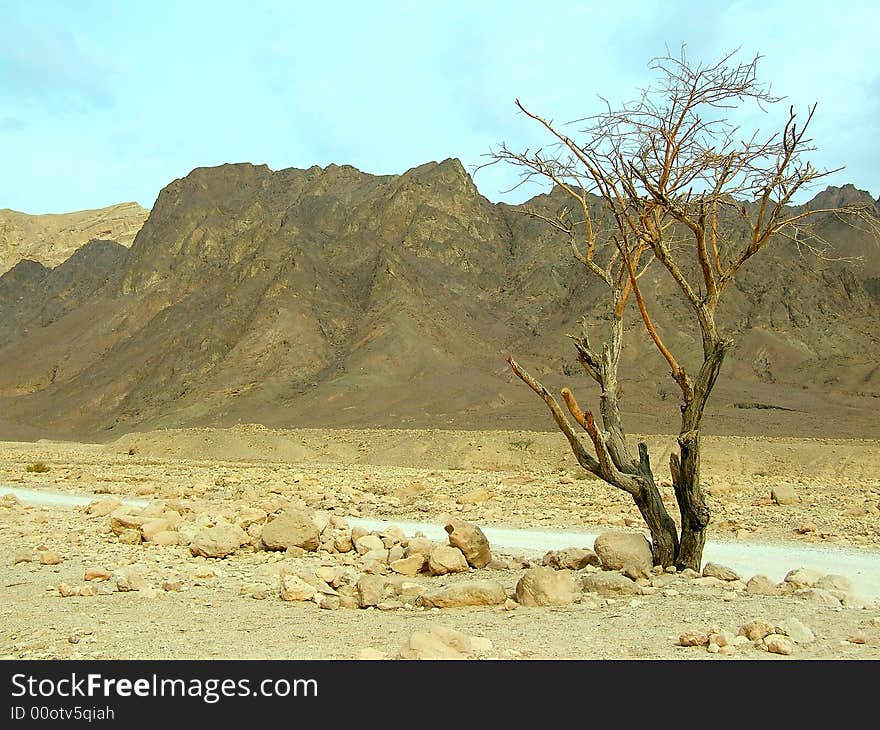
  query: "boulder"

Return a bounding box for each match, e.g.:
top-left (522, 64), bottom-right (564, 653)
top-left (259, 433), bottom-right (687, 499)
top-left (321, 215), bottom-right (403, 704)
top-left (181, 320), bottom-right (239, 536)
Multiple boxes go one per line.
top-left (702, 562), bottom-right (740, 581)
top-left (542, 548), bottom-right (600, 571)
top-left (815, 574), bottom-right (854, 594)
top-left (189, 524), bottom-right (249, 558)
top-left (745, 575), bottom-right (779, 595)
top-left (593, 532), bottom-right (653, 574)
top-left (404, 537), bottom-right (433, 559)
top-left (444, 519), bottom-right (491, 568)
top-left (428, 545), bottom-right (469, 575)
top-left (580, 571), bottom-right (641, 596)
top-left (515, 567), bottom-right (578, 607)
top-left (679, 632), bottom-right (708, 647)
top-left (399, 626), bottom-right (493, 659)
top-left (764, 634), bottom-right (794, 655)
top-left (354, 534), bottom-right (385, 555)
top-left (356, 574), bottom-right (390, 608)
top-left (260, 510), bottom-right (320, 552)
top-left (85, 497), bottom-right (122, 517)
top-left (784, 568), bottom-right (823, 589)
top-left (775, 617), bottom-right (815, 644)
top-left (456, 488), bottom-right (494, 505)
top-left (418, 580), bottom-right (507, 608)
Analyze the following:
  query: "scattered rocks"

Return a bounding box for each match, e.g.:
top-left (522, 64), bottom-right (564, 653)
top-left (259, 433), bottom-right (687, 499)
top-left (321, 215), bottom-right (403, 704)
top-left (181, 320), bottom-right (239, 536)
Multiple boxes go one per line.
top-left (771, 485), bottom-right (800, 505)
top-left (418, 579), bottom-right (507, 608)
top-left (764, 634), bottom-right (794, 655)
top-left (702, 562), bottom-right (740, 581)
top-left (84, 567), bottom-right (112, 582)
top-left (515, 567), bottom-right (578, 607)
top-left (427, 545), bottom-right (469, 576)
top-left (542, 548), bottom-right (600, 571)
top-left (593, 532), bottom-right (653, 574)
top-left (444, 519), bottom-right (491, 568)
top-left (260, 510), bottom-right (319, 552)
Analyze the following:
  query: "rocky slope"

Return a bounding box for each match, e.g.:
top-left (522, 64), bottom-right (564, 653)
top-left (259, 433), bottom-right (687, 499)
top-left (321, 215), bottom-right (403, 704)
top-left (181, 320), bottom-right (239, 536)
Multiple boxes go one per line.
top-left (0, 161), bottom-right (877, 440)
top-left (0, 202), bottom-right (148, 275)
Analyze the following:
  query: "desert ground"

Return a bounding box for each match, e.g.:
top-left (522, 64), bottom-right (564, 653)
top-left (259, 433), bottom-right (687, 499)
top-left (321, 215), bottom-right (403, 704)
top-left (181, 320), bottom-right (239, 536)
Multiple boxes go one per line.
top-left (2, 426), bottom-right (879, 660)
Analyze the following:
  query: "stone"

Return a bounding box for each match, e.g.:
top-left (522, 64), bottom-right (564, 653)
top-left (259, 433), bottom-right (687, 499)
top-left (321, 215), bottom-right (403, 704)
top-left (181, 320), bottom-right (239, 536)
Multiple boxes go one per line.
top-left (84, 567), bottom-right (112, 582)
top-left (404, 537), bottom-right (433, 559)
top-left (12, 552), bottom-right (33, 565)
top-left (360, 548), bottom-right (390, 564)
top-left (580, 572), bottom-right (642, 596)
top-left (771, 485), bottom-right (800, 505)
top-left (39, 551), bottom-right (63, 565)
top-left (418, 580), bottom-right (507, 608)
top-left (189, 524), bottom-right (249, 558)
top-left (456, 488), bottom-right (494, 505)
top-left (356, 574), bottom-right (390, 608)
top-left (399, 631), bottom-right (467, 660)
top-left (260, 510), bottom-right (320, 552)
top-left (702, 562), bottom-right (740, 581)
top-left (141, 518), bottom-right (172, 542)
top-left (109, 509), bottom-right (150, 535)
top-left (444, 519), bottom-right (491, 568)
top-left (279, 575), bottom-right (317, 602)
top-left (515, 567), bottom-right (578, 607)
top-left (679, 632), bottom-right (708, 647)
top-left (388, 545), bottom-right (406, 563)
top-left (542, 548), bottom-right (600, 571)
top-left (764, 634), bottom-right (794, 655)
top-left (707, 630), bottom-right (732, 648)
top-left (775, 617), bottom-right (815, 644)
top-left (354, 534), bottom-right (385, 555)
top-left (739, 619), bottom-right (775, 642)
top-left (428, 545), bottom-right (469, 575)
top-left (746, 575), bottom-right (779, 595)
top-left (784, 567), bottom-right (823, 589)
top-left (333, 534), bottom-right (353, 553)
top-left (116, 569), bottom-right (148, 592)
top-left (815, 574), bottom-right (854, 594)
top-left (390, 554), bottom-right (426, 577)
top-left (693, 576), bottom-right (725, 589)
top-left (85, 496), bottom-right (122, 517)
top-left (117, 528), bottom-right (142, 545)
top-left (152, 530), bottom-right (180, 547)
top-left (593, 532), bottom-right (653, 574)
top-left (795, 588), bottom-right (841, 607)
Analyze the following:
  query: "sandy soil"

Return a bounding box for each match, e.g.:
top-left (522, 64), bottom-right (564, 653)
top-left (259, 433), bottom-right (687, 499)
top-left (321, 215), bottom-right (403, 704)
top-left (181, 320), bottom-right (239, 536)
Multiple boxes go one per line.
top-left (2, 426), bottom-right (879, 660)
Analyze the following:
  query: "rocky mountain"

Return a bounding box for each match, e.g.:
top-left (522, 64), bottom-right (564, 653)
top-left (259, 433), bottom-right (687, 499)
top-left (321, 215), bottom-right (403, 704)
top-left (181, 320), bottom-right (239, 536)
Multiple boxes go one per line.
top-left (0, 161), bottom-right (878, 441)
top-left (0, 202), bottom-right (148, 275)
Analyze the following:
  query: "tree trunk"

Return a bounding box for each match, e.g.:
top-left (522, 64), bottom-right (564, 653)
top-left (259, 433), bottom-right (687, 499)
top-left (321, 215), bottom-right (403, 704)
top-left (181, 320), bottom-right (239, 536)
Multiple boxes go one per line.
top-left (670, 431), bottom-right (709, 570)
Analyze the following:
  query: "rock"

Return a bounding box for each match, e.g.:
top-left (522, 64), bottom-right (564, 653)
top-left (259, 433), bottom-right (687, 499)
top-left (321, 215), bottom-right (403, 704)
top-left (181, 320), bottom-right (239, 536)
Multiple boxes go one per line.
top-left (775, 618), bottom-right (815, 644)
top-left (739, 619), bottom-right (775, 642)
top-left (708, 631), bottom-right (732, 648)
top-left (428, 545), bottom-right (469, 575)
top-left (189, 524), bottom-right (249, 558)
top-left (354, 534), bottom-right (385, 555)
top-left (12, 552), bottom-right (33, 565)
top-left (360, 548), bottom-right (390, 564)
top-left (815, 574), bottom-right (854, 594)
top-left (745, 575), bottom-right (779, 595)
top-left (542, 548), bottom-right (600, 571)
top-left (117, 528), bottom-right (142, 545)
top-left (764, 634), bottom-right (794, 655)
top-left (847, 635), bottom-right (866, 645)
top-left (162, 580), bottom-right (183, 592)
top-left (399, 626), bottom-right (492, 659)
top-left (418, 579), bottom-right (507, 608)
top-left (141, 518), bottom-right (172, 542)
top-left (399, 632), bottom-right (467, 660)
top-left (109, 509), bottom-right (150, 535)
top-left (152, 530), bottom-right (180, 547)
top-left (456, 488), bottom-right (494, 505)
top-left (784, 567), bottom-right (823, 589)
top-left (404, 537), bottom-right (433, 559)
top-left (39, 551), bottom-right (63, 565)
top-left (795, 588), bottom-right (841, 607)
top-left (85, 496), bottom-right (122, 517)
top-left (84, 567), bottom-right (112, 582)
top-left (580, 572), bottom-right (641, 596)
top-left (58, 582), bottom-right (77, 598)
top-left (388, 545), bottom-right (405, 563)
top-left (356, 574), bottom-right (390, 608)
top-left (260, 510), bottom-right (320, 552)
top-left (390, 554), bottom-right (426, 577)
top-left (593, 532), bottom-right (653, 574)
top-left (334, 534), bottom-right (353, 553)
top-left (679, 568), bottom-right (701, 579)
top-left (771, 485), bottom-right (800, 505)
top-left (702, 562), bottom-right (740, 581)
top-left (693, 576), bottom-right (725, 589)
top-left (679, 632), bottom-right (708, 647)
top-left (444, 519), bottom-right (491, 568)
top-left (116, 568), bottom-right (148, 592)
top-left (279, 575), bottom-right (317, 602)
top-left (515, 567), bottom-right (578, 607)
top-left (504, 598), bottom-right (518, 611)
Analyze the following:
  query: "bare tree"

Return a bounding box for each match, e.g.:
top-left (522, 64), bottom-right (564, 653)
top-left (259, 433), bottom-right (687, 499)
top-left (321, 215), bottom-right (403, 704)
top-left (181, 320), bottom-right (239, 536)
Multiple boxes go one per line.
top-left (487, 49), bottom-right (879, 569)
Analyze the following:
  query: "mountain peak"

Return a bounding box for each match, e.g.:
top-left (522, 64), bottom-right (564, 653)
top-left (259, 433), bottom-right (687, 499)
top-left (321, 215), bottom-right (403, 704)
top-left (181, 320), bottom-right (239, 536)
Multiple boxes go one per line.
top-left (805, 183), bottom-right (877, 210)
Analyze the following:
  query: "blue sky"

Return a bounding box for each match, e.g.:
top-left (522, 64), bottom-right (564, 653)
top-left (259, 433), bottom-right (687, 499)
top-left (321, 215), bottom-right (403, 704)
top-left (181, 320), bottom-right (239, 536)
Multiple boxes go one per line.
top-left (1, 0), bottom-right (878, 213)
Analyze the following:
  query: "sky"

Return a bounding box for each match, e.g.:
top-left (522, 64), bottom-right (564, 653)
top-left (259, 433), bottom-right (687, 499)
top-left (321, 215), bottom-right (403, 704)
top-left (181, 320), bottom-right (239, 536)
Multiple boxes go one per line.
top-left (1, 0), bottom-right (878, 214)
